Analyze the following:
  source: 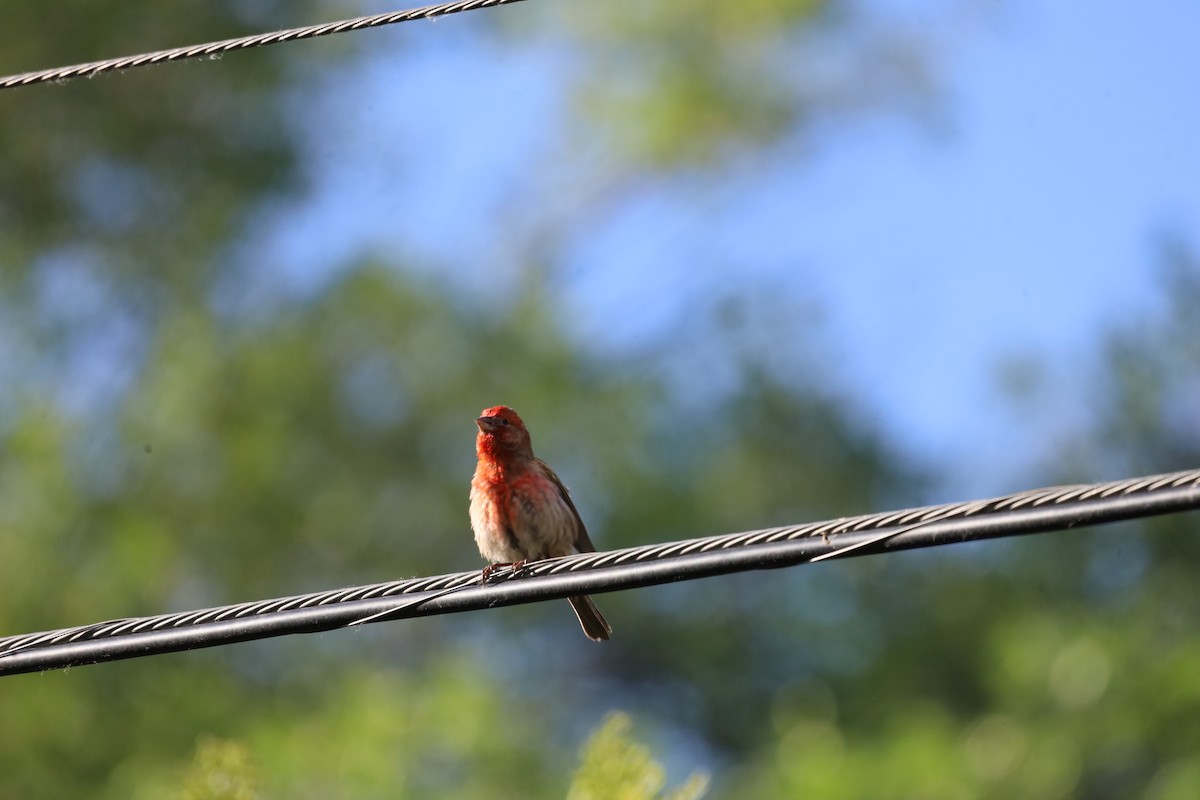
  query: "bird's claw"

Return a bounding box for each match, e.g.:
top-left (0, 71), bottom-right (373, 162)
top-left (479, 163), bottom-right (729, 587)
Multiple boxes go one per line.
top-left (480, 560), bottom-right (529, 584)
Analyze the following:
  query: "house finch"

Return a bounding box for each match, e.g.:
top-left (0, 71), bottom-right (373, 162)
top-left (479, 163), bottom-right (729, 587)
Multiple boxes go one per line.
top-left (469, 405), bottom-right (612, 642)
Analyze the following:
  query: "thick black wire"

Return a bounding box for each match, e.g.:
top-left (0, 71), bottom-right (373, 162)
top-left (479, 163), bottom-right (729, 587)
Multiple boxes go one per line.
top-left (0, 0), bottom-right (528, 91)
top-left (1, 468), bottom-right (1198, 676)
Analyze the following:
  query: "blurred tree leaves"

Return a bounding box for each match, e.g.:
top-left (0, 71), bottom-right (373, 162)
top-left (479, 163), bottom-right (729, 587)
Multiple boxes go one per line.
top-left (167, 710), bottom-right (711, 800)
top-left (177, 738), bottom-right (259, 800)
top-left (569, 712), bottom-right (709, 800)
top-left (548, 0), bottom-right (934, 170)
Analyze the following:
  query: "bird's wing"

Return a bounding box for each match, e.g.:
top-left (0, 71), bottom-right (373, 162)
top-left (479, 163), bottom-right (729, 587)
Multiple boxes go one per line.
top-left (536, 458), bottom-right (598, 553)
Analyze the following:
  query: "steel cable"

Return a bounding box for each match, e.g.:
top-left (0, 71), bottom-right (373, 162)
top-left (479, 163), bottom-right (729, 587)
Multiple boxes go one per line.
top-left (1, 467), bottom-right (1198, 676)
top-left (0, 0), bottom-right (529, 91)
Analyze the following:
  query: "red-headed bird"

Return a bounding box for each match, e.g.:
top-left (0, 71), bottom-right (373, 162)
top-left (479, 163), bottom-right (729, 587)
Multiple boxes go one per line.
top-left (469, 405), bottom-right (612, 641)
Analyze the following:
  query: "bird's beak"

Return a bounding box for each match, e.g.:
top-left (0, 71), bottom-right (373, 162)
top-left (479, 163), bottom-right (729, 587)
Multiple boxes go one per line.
top-left (476, 415), bottom-right (498, 433)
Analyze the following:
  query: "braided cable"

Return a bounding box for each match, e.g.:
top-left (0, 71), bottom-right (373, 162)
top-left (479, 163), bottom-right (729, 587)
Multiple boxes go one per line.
top-left (1, 467), bottom-right (1198, 675)
top-left (0, 0), bottom-right (528, 91)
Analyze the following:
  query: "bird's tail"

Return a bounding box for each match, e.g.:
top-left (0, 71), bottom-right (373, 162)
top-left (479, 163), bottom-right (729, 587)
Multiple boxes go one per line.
top-left (567, 595), bottom-right (612, 642)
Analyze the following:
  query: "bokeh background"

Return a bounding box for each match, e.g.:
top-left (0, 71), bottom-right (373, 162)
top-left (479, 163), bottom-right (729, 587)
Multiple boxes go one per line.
top-left (2, 0), bottom-right (1199, 796)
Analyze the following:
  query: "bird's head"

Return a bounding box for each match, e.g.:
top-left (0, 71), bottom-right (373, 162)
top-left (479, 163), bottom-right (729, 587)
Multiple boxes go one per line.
top-left (475, 405), bottom-right (533, 459)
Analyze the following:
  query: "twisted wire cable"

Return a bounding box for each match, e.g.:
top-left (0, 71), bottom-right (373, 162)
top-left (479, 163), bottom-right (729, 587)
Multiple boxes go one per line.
top-left (2, 467), bottom-right (1198, 676)
top-left (0, 0), bottom-right (529, 91)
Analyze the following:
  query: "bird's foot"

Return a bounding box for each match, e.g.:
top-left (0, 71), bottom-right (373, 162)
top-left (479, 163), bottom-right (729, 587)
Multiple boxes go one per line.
top-left (481, 560), bottom-right (529, 584)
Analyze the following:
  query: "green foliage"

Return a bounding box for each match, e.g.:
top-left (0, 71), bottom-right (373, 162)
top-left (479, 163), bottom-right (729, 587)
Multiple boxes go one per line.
top-left (178, 738), bottom-right (259, 800)
top-left (737, 604), bottom-right (1200, 799)
top-left (556, 0), bottom-right (930, 170)
top-left (569, 713), bottom-right (708, 800)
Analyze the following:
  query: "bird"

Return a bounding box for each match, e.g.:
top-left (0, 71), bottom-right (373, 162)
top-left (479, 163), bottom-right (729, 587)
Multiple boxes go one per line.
top-left (469, 405), bottom-right (612, 642)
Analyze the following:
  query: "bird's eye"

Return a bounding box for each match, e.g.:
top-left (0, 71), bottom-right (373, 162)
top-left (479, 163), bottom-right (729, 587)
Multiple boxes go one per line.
top-left (498, 418), bottom-right (510, 426)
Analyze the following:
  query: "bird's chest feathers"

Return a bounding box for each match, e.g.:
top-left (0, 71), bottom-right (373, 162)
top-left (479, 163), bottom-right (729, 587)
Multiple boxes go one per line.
top-left (477, 469), bottom-right (548, 526)
top-left (471, 463), bottom-right (575, 561)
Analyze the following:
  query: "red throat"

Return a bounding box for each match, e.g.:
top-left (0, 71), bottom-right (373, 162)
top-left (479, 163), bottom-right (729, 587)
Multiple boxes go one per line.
top-left (476, 431), bottom-right (527, 468)
top-left (475, 430), bottom-right (503, 464)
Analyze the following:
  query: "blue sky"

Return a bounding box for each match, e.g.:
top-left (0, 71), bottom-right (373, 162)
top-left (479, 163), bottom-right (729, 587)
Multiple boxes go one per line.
top-left (253, 0), bottom-right (1200, 496)
top-left (761, 0), bottom-right (1200, 488)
